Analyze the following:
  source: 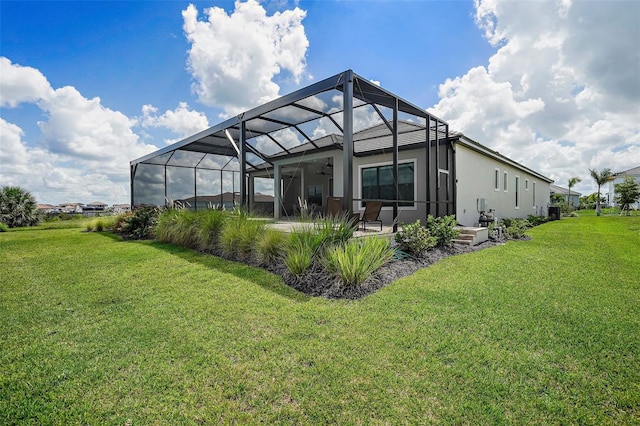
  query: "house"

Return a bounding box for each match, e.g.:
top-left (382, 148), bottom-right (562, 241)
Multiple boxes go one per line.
top-left (130, 69), bottom-right (552, 229)
top-left (248, 121), bottom-right (552, 227)
top-left (59, 203), bottom-right (84, 213)
top-left (550, 184), bottom-right (581, 207)
top-left (84, 201), bottom-right (108, 212)
top-left (37, 204), bottom-right (58, 213)
top-left (112, 204), bottom-right (132, 213)
top-left (607, 165), bottom-right (640, 209)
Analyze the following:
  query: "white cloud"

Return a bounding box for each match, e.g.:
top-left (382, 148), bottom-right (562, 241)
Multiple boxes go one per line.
top-left (182, 0), bottom-right (309, 117)
top-left (0, 57), bottom-right (52, 107)
top-left (0, 57), bottom-right (158, 205)
top-left (140, 102), bottom-right (210, 143)
top-left (432, 0), bottom-right (640, 197)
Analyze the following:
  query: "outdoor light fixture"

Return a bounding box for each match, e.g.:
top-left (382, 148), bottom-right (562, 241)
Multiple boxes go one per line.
top-left (224, 129), bottom-right (241, 156)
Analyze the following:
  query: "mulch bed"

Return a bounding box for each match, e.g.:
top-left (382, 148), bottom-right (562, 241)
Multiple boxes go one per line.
top-left (211, 238), bottom-right (507, 300)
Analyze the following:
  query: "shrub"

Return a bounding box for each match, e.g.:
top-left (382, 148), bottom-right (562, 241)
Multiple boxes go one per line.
top-left (324, 237), bottom-right (394, 286)
top-left (196, 209), bottom-right (228, 251)
top-left (219, 216), bottom-right (265, 258)
top-left (284, 226), bottom-right (328, 275)
top-left (154, 208), bottom-right (201, 248)
top-left (256, 229), bottom-right (288, 264)
top-left (0, 222), bottom-right (8, 232)
top-left (115, 206), bottom-right (160, 240)
top-left (284, 238), bottom-right (314, 276)
top-left (94, 219), bottom-right (106, 232)
top-left (501, 218), bottom-right (530, 239)
top-left (526, 215), bottom-right (548, 227)
top-left (0, 186), bottom-right (41, 228)
top-left (425, 215), bottom-right (460, 247)
top-left (314, 214), bottom-right (357, 247)
top-left (395, 220), bottom-right (437, 255)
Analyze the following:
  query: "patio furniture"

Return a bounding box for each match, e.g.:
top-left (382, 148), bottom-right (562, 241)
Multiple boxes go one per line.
top-left (326, 197), bottom-right (343, 218)
top-left (360, 201), bottom-right (383, 231)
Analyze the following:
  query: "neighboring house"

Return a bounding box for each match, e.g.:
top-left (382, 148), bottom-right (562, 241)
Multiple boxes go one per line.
top-left (112, 204), bottom-right (132, 213)
top-left (84, 201), bottom-right (107, 211)
top-left (607, 165), bottom-right (640, 209)
top-left (37, 204), bottom-right (58, 213)
top-left (59, 203), bottom-right (84, 213)
top-left (550, 184), bottom-right (581, 207)
top-left (130, 69), bottom-right (552, 229)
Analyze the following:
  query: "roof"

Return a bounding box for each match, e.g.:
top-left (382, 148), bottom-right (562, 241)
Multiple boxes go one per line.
top-left (616, 165), bottom-right (640, 176)
top-left (454, 135), bottom-right (554, 183)
top-left (130, 69), bottom-right (449, 171)
top-left (266, 120), bottom-right (450, 160)
top-left (550, 184), bottom-right (582, 196)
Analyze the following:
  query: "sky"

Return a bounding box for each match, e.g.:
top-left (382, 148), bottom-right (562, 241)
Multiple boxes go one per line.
top-left (1, 0), bottom-right (639, 205)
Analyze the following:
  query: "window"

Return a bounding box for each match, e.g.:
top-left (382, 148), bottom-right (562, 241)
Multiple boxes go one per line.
top-left (307, 185), bottom-right (323, 206)
top-left (515, 176), bottom-right (520, 208)
top-left (503, 171), bottom-right (508, 192)
top-left (494, 169), bottom-right (500, 191)
top-left (532, 182), bottom-right (536, 206)
top-left (525, 179), bottom-right (529, 190)
top-left (361, 162), bottom-right (414, 207)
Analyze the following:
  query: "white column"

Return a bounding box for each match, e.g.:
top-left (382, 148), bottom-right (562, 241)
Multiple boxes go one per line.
top-left (274, 164), bottom-right (281, 220)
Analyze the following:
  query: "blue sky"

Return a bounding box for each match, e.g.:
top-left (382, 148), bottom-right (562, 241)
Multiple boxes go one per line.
top-left (1, 0), bottom-right (639, 205)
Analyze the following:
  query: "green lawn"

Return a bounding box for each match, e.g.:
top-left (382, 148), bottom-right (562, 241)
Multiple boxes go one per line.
top-left (1, 216), bottom-right (639, 424)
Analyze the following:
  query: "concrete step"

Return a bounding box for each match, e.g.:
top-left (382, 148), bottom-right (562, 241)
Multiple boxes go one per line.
top-left (454, 226), bottom-right (489, 246)
top-left (452, 238), bottom-right (473, 245)
top-left (455, 234), bottom-right (475, 241)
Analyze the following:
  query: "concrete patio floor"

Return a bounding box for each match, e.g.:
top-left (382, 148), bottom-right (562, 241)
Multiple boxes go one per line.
top-left (266, 220), bottom-right (396, 238)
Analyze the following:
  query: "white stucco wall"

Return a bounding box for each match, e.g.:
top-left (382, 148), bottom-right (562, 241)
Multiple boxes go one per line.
top-left (607, 172), bottom-right (640, 208)
top-left (455, 144), bottom-right (551, 227)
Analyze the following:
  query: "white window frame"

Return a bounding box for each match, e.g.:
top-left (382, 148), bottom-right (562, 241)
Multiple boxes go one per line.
top-left (525, 179), bottom-right (529, 191)
top-left (503, 171), bottom-right (508, 192)
top-left (515, 175), bottom-right (520, 209)
top-left (494, 168), bottom-right (500, 191)
top-left (532, 181), bottom-right (537, 207)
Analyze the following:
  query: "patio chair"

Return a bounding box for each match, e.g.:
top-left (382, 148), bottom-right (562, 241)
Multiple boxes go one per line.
top-left (360, 201), bottom-right (383, 231)
top-left (326, 197), bottom-right (343, 218)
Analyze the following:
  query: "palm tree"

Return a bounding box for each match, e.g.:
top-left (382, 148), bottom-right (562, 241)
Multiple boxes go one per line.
top-left (589, 168), bottom-right (613, 216)
top-left (567, 177), bottom-right (581, 208)
top-left (0, 186), bottom-right (41, 228)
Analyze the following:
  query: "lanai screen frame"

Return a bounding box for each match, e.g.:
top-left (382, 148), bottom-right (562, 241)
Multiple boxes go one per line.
top-left (130, 69), bottom-right (452, 223)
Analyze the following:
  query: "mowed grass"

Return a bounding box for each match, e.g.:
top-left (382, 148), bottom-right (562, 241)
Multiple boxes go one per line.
top-left (1, 216), bottom-right (638, 424)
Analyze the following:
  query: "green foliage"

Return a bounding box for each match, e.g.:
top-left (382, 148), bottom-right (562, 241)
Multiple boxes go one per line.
top-left (589, 168), bottom-right (613, 216)
top-left (324, 237), bottom-right (394, 286)
top-left (395, 220), bottom-right (437, 255)
top-left (219, 216), bottom-right (265, 258)
top-left (425, 214), bottom-right (460, 246)
top-left (283, 226), bottom-right (324, 274)
top-left (284, 237), bottom-right (315, 276)
top-left (0, 222), bottom-right (8, 232)
top-left (256, 229), bottom-right (288, 264)
top-left (580, 192), bottom-right (606, 210)
top-left (0, 186), bottom-right (41, 228)
top-left (614, 176), bottom-right (640, 213)
top-left (550, 193), bottom-right (565, 205)
top-left (313, 214), bottom-right (357, 246)
top-left (154, 208), bottom-right (201, 248)
top-left (500, 218), bottom-right (531, 239)
top-left (114, 205), bottom-right (160, 239)
top-left (526, 215), bottom-right (548, 227)
top-left (196, 209), bottom-right (228, 251)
